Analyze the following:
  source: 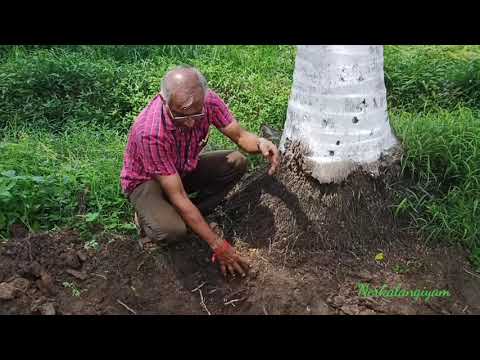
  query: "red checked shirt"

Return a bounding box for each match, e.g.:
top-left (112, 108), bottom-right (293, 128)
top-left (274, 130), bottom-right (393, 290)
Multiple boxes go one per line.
top-left (120, 90), bottom-right (234, 195)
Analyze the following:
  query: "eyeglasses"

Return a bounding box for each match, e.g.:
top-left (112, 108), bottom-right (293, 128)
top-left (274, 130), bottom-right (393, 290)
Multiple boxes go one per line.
top-left (159, 93), bottom-right (206, 124)
top-left (167, 106), bottom-right (205, 122)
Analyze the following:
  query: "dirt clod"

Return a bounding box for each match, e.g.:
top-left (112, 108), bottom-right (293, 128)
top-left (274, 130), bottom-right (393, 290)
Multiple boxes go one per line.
top-left (28, 262), bottom-right (43, 278)
top-left (310, 300), bottom-right (334, 315)
top-left (39, 302), bottom-right (56, 315)
top-left (37, 272), bottom-right (56, 296)
top-left (62, 252), bottom-right (81, 270)
top-left (10, 277), bottom-right (30, 293)
top-left (65, 269), bottom-right (88, 281)
top-left (76, 251), bottom-right (88, 263)
top-left (341, 304), bottom-right (361, 315)
top-left (332, 295), bottom-right (346, 307)
top-left (0, 283), bottom-right (17, 300)
top-left (357, 270), bottom-right (374, 282)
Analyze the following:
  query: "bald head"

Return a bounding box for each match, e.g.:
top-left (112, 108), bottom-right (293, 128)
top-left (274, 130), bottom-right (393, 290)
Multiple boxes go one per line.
top-left (161, 66), bottom-right (208, 109)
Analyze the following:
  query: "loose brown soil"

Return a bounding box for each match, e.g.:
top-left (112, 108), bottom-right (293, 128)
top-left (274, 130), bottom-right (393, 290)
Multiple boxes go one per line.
top-left (1, 145), bottom-right (479, 315)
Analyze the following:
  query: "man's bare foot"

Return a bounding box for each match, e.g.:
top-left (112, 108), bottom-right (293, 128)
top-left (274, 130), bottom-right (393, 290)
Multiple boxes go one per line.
top-left (138, 236), bottom-right (159, 253)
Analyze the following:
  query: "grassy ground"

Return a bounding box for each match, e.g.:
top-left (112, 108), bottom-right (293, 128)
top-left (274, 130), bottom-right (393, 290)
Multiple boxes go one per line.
top-left (0, 45), bottom-right (479, 269)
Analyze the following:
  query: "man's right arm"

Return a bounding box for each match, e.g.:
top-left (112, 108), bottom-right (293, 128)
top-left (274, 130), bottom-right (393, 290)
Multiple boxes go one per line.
top-left (154, 173), bottom-right (250, 277)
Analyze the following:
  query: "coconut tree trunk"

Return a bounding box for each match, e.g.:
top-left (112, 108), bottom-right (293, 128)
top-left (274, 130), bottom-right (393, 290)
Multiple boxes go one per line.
top-left (280, 45), bottom-right (399, 183)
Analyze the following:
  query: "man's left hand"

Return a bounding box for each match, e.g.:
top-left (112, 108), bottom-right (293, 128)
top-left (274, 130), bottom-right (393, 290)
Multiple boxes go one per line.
top-left (258, 138), bottom-right (280, 175)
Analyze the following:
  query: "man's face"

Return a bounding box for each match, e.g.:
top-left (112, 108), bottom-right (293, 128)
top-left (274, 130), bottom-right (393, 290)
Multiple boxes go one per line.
top-left (168, 86), bottom-right (205, 129)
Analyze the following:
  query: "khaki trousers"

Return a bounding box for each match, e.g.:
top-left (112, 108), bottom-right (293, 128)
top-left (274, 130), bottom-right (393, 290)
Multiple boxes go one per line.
top-left (128, 150), bottom-right (247, 244)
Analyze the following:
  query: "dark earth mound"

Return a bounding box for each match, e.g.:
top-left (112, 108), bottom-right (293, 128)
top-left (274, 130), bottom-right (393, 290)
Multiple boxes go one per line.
top-left (1, 146), bottom-right (479, 315)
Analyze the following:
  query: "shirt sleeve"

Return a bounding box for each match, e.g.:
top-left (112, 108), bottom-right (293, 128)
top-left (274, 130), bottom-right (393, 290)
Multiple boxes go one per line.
top-left (208, 91), bottom-right (235, 129)
top-left (140, 133), bottom-right (177, 177)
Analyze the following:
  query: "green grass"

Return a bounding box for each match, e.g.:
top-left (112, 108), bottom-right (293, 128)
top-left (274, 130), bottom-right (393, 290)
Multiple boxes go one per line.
top-left (384, 45), bottom-right (480, 269)
top-left (391, 107), bottom-right (480, 244)
top-left (0, 126), bottom-right (132, 239)
top-left (0, 45), bottom-right (294, 134)
top-left (384, 45), bottom-right (480, 112)
top-left (0, 45), bottom-right (479, 270)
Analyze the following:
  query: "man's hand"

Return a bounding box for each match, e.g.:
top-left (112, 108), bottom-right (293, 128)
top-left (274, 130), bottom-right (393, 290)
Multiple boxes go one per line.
top-left (258, 138), bottom-right (280, 175)
top-left (219, 121), bottom-right (280, 175)
top-left (212, 239), bottom-right (250, 278)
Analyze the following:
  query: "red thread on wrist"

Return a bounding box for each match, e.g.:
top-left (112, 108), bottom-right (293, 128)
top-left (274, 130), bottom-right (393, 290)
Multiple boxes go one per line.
top-left (211, 240), bottom-right (232, 263)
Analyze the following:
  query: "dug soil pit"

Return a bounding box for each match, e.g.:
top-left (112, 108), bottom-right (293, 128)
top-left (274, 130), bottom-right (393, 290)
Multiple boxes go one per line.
top-left (1, 145), bottom-right (479, 315)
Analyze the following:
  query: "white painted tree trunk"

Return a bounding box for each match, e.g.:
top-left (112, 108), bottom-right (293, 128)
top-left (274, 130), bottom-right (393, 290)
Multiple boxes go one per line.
top-left (280, 45), bottom-right (398, 183)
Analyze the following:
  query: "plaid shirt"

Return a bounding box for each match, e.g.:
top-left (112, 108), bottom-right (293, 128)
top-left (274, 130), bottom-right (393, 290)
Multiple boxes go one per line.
top-left (120, 90), bottom-right (234, 195)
